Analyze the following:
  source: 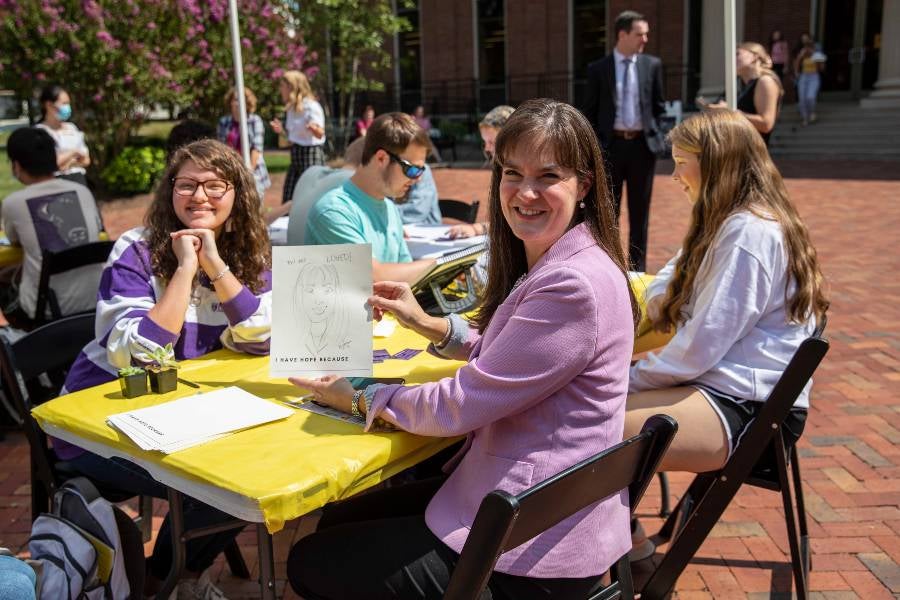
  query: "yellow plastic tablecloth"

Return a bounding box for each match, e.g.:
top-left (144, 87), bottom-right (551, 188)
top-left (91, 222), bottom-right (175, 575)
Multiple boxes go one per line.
top-left (631, 273), bottom-right (675, 354)
top-left (33, 322), bottom-right (466, 534)
top-left (0, 230), bottom-right (109, 268)
top-left (32, 276), bottom-right (671, 534)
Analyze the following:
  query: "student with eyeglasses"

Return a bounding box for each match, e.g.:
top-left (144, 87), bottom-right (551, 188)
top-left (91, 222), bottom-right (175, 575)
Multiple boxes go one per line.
top-left (60, 139), bottom-right (273, 599)
top-left (305, 112), bottom-right (437, 284)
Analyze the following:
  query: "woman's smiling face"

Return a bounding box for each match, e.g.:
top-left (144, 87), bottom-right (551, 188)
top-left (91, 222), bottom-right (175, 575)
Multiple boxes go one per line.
top-left (671, 145), bottom-right (702, 203)
top-left (499, 143), bottom-right (587, 267)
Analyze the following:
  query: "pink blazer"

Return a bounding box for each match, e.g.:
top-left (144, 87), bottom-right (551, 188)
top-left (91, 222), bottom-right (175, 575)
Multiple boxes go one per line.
top-left (366, 223), bottom-right (634, 578)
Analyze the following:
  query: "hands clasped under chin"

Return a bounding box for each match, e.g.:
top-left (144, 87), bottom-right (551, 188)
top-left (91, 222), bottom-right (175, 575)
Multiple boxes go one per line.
top-left (170, 229), bottom-right (226, 280)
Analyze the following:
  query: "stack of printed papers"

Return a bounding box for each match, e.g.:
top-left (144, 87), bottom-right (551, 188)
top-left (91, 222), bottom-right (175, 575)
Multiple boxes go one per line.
top-left (107, 386), bottom-right (293, 454)
top-left (404, 224), bottom-right (486, 260)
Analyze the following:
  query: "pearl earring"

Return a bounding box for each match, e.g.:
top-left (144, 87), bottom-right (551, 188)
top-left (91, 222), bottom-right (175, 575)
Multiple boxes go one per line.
top-left (579, 200), bottom-right (586, 209)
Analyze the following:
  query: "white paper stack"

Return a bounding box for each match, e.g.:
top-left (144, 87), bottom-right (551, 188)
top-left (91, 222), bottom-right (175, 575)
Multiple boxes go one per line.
top-left (404, 224), bottom-right (486, 260)
top-left (268, 216), bottom-right (290, 246)
top-left (107, 386), bottom-right (293, 453)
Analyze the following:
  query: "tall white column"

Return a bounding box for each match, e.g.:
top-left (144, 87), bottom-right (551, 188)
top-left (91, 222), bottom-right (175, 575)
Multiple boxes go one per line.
top-left (862, 0), bottom-right (900, 108)
top-left (697, 0), bottom-right (745, 101)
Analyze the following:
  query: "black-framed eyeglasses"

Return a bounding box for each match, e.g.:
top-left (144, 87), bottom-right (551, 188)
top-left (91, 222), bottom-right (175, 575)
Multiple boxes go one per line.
top-left (382, 149), bottom-right (426, 179)
top-left (171, 177), bottom-right (232, 199)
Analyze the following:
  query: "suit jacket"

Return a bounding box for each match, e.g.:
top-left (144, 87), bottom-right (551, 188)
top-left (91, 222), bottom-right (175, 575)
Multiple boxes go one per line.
top-left (583, 52), bottom-right (667, 155)
top-left (366, 223), bottom-right (635, 578)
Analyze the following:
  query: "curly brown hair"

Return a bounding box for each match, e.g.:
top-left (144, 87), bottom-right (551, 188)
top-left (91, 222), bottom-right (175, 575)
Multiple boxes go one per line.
top-left (656, 109), bottom-right (828, 332)
top-left (145, 139), bottom-right (270, 293)
top-left (471, 98), bottom-right (639, 334)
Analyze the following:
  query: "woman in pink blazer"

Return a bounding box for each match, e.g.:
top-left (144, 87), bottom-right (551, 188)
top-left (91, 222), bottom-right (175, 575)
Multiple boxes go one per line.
top-left (288, 98), bottom-right (639, 599)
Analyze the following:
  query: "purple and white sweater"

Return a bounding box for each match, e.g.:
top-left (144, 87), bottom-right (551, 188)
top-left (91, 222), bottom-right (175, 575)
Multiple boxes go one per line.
top-left (58, 227), bottom-right (272, 459)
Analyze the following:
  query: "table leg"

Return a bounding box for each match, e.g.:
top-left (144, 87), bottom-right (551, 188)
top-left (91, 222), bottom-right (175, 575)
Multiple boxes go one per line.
top-left (157, 489), bottom-right (186, 600)
top-left (257, 523), bottom-right (276, 600)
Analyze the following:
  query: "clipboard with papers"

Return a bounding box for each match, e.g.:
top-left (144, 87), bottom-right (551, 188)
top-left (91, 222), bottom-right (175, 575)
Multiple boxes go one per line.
top-left (411, 242), bottom-right (486, 315)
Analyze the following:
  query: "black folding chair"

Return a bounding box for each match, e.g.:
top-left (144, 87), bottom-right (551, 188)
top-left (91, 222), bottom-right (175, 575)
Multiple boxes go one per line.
top-left (439, 199), bottom-right (480, 224)
top-left (641, 333), bottom-right (830, 600)
top-left (34, 240), bottom-right (114, 324)
top-left (0, 313), bottom-right (250, 580)
top-left (443, 414), bottom-right (678, 600)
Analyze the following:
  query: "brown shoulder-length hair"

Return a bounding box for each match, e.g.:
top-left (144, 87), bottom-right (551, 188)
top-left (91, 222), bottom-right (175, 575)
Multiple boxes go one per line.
top-left (471, 98), bottom-right (639, 334)
top-left (656, 109), bottom-right (828, 332)
top-left (146, 139), bottom-right (270, 293)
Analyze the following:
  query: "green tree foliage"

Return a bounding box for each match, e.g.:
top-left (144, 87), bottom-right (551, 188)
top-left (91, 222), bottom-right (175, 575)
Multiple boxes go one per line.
top-left (0, 0), bottom-right (314, 174)
top-left (291, 0), bottom-right (410, 149)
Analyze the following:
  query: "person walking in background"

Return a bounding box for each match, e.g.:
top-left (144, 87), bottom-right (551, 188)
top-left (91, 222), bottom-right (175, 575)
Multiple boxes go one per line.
top-left (583, 10), bottom-right (665, 273)
top-left (36, 84), bottom-right (91, 187)
top-left (478, 104), bottom-right (515, 164)
top-left (700, 42), bottom-right (783, 145)
top-left (770, 30), bottom-right (790, 80)
top-left (218, 86), bottom-right (271, 201)
top-left (354, 105), bottom-right (376, 139)
top-left (270, 70), bottom-right (326, 204)
top-left (795, 40), bottom-right (824, 126)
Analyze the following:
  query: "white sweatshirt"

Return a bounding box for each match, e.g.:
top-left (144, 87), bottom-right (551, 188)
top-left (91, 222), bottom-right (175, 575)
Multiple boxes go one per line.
top-left (629, 211), bottom-right (817, 408)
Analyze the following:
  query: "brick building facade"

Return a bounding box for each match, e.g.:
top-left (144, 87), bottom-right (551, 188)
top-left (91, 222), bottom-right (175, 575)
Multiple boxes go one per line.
top-left (356, 0), bottom-right (887, 118)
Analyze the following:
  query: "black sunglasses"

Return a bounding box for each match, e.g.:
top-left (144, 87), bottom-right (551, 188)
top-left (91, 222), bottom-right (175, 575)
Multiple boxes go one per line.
top-left (382, 149), bottom-right (426, 179)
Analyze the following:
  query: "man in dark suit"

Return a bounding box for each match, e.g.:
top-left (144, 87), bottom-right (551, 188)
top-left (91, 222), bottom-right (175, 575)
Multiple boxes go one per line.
top-left (583, 10), bottom-right (665, 272)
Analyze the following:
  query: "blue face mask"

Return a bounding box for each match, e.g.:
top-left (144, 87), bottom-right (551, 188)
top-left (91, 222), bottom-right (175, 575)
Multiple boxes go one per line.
top-left (57, 104), bottom-right (72, 121)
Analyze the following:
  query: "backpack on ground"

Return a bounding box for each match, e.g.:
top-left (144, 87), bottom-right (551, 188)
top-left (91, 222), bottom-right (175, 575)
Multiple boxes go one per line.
top-left (27, 477), bottom-right (143, 600)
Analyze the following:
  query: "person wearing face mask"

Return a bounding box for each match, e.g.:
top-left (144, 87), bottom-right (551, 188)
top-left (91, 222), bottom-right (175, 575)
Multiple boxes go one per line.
top-left (36, 84), bottom-right (91, 187)
top-left (304, 112), bottom-right (437, 284)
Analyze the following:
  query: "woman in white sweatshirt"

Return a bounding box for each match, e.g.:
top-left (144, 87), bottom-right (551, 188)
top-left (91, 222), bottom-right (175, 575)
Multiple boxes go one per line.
top-left (625, 109), bottom-right (828, 480)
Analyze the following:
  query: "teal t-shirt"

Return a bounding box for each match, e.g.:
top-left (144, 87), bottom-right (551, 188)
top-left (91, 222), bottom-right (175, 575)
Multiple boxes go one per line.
top-left (305, 179), bottom-right (413, 263)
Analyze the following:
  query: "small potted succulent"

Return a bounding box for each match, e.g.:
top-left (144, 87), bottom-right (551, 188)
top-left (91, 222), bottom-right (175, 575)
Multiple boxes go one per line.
top-left (118, 366), bottom-right (148, 398)
top-left (147, 343), bottom-right (178, 394)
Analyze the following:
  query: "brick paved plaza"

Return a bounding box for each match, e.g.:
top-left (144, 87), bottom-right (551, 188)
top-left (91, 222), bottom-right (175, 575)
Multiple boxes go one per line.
top-left (1, 160), bottom-right (898, 598)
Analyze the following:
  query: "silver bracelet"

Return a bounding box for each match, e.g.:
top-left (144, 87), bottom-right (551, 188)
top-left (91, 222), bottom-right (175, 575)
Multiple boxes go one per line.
top-left (434, 316), bottom-right (453, 350)
top-left (209, 265), bottom-right (230, 283)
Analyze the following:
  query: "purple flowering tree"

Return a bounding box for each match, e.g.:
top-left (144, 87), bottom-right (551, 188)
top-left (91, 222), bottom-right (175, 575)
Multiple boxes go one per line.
top-left (0, 0), bottom-right (313, 173)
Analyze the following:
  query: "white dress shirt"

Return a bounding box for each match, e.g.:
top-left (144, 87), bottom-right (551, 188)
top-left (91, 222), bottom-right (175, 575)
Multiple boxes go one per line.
top-left (613, 49), bottom-right (643, 131)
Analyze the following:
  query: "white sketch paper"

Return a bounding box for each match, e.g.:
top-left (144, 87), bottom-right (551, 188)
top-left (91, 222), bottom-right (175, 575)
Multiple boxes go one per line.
top-left (271, 244), bottom-right (373, 377)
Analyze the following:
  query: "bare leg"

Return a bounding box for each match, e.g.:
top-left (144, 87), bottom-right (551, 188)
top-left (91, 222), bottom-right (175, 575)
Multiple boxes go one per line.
top-left (625, 386), bottom-right (729, 473)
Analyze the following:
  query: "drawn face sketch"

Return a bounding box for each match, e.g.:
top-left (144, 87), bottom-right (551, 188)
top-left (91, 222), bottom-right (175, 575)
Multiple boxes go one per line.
top-left (301, 264), bottom-right (336, 324)
top-left (294, 262), bottom-right (346, 356)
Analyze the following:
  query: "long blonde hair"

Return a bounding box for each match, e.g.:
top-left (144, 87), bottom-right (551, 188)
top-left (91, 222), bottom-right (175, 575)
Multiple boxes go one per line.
top-left (739, 41), bottom-right (784, 96)
top-left (656, 110), bottom-right (828, 332)
top-left (281, 70), bottom-right (315, 113)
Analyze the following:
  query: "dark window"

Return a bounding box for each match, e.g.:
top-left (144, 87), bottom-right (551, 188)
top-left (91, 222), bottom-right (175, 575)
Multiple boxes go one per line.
top-left (477, 0), bottom-right (506, 110)
top-left (397, 0), bottom-right (421, 111)
top-left (572, 0), bottom-right (607, 76)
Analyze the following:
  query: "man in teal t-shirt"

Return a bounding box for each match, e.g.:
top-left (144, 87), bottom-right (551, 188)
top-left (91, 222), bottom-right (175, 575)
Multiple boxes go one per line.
top-left (305, 112), bottom-right (435, 283)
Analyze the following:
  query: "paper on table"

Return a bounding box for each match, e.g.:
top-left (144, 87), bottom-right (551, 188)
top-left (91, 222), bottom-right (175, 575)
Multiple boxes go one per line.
top-left (373, 318), bottom-right (397, 338)
top-left (270, 244), bottom-right (374, 378)
top-left (268, 216), bottom-right (290, 246)
top-left (106, 386), bottom-right (292, 454)
top-left (404, 224), bottom-right (486, 260)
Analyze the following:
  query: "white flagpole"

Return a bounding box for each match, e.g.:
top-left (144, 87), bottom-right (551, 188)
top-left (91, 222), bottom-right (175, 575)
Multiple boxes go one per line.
top-left (228, 0), bottom-right (251, 167)
top-left (724, 0), bottom-right (737, 109)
